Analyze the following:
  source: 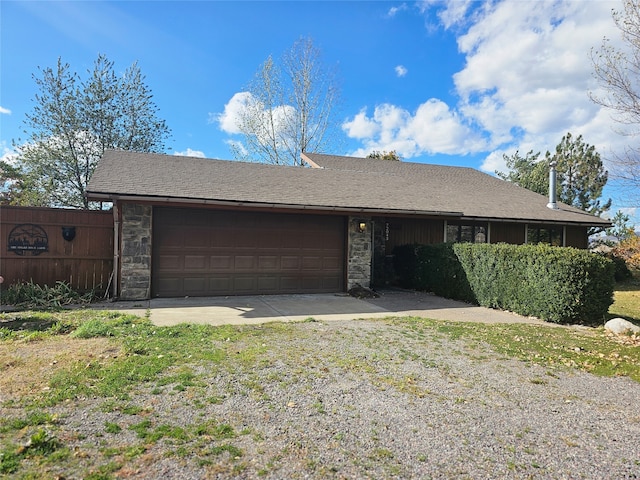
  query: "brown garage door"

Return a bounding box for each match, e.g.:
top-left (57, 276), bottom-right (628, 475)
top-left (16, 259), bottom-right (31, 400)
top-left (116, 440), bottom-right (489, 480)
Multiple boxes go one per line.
top-left (152, 207), bottom-right (345, 297)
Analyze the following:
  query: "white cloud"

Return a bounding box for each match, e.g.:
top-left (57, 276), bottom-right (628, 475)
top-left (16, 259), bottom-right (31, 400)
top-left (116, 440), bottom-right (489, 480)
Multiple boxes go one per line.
top-left (1, 142), bottom-right (18, 165)
top-left (342, 108), bottom-right (380, 139)
top-left (395, 65), bottom-right (408, 77)
top-left (216, 91), bottom-right (296, 151)
top-left (345, 1), bottom-right (626, 170)
top-left (387, 3), bottom-right (408, 18)
top-left (434, 0), bottom-right (475, 29)
top-left (214, 92), bottom-right (253, 134)
top-left (343, 100), bottom-right (487, 158)
top-left (450, 0), bottom-right (625, 170)
top-left (174, 148), bottom-right (205, 158)
top-left (0, 106), bottom-right (11, 115)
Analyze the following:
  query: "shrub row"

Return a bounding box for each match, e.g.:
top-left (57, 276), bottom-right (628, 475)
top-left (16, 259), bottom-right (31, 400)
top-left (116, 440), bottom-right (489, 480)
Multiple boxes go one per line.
top-left (393, 243), bottom-right (475, 303)
top-left (393, 243), bottom-right (615, 325)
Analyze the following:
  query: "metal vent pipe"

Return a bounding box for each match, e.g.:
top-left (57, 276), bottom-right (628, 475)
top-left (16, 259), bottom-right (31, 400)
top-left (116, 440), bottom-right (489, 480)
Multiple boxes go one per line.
top-left (547, 161), bottom-right (559, 210)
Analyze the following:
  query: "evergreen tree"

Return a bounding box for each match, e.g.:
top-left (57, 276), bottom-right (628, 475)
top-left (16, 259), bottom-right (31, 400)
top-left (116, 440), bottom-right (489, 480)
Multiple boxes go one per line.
top-left (12, 54), bottom-right (171, 209)
top-left (498, 133), bottom-right (611, 219)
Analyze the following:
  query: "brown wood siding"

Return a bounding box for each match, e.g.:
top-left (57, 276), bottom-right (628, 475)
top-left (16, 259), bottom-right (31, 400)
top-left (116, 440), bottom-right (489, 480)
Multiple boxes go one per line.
top-left (490, 222), bottom-right (526, 244)
top-left (152, 208), bottom-right (345, 297)
top-left (565, 226), bottom-right (588, 249)
top-left (384, 218), bottom-right (445, 251)
top-left (0, 206), bottom-right (113, 292)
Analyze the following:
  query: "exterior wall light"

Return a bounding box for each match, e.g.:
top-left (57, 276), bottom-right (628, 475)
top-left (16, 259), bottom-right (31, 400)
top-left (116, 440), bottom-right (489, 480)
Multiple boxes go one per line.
top-left (358, 221), bottom-right (367, 233)
top-left (62, 226), bottom-right (76, 242)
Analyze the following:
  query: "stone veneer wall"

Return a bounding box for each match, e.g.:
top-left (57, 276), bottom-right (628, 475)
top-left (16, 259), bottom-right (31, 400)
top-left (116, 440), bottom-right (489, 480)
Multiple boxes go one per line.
top-left (119, 203), bottom-right (152, 300)
top-left (347, 216), bottom-right (372, 289)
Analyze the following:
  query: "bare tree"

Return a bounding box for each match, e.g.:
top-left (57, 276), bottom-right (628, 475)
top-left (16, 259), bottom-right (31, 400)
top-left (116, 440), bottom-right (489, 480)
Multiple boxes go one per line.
top-left (591, 0), bottom-right (640, 202)
top-left (236, 37), bottom-right (341, 166)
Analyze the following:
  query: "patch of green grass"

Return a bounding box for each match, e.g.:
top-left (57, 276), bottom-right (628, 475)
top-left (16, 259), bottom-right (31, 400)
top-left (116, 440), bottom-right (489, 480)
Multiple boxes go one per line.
top-left (156, 368), bottom-right (200, 390)
top-left (193, 421), bottom-right (235, 439)
top-left (26, 428), bottom-right (61, 455)
top-left (610, 281), bottom-right (640, 323)
top-left (17, 314), bottom-right (237, 406)
top-left (208, 443), bottom-right (243, 458)
top-left (100, 401), bottom-right (147, 415)
top-left (391, 317), bottom-right (640, 382)
top-left (0, 428), bottom-right (62, 474)
top-left (371, 448), bottom-right (394, 460)
top-left (84, 461), bottom-right (122, 480)
top-left (123, 444), bottom-right (146, 460)
top-left (0, 411), bottom-right (57, 433)
top-left (0, 447), bottom-right (21, 474)
top-left (129, 419), bottom-right (188, 443)
top-left (104, 422), bottom-right (121, 434)
top-left (71, 318), bottom-right (114, 338)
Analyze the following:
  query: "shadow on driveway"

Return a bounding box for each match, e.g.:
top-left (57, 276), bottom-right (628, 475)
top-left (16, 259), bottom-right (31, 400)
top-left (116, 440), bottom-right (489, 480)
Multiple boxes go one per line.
top-left (100, 289), bottom-right (546, 327)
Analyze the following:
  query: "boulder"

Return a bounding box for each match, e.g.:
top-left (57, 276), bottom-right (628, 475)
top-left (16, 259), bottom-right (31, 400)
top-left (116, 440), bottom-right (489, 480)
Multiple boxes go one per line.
top-left (604, 318), bottom-right (640, 335)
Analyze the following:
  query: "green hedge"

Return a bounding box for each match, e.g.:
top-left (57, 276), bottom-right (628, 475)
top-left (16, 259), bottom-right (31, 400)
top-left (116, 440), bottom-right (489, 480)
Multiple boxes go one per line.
top-left (393, 243), bottom-right (475, 303)
top-left (393, 243), bottom-right (615, 325)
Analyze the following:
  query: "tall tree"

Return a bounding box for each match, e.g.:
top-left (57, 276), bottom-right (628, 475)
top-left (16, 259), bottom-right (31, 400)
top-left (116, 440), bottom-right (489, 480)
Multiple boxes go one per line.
top-left (235, 37), bottom-right (341, 166)
top-left (549, 133), bottom-right (611, 217)
top-left (367, 150), bottom-right (401, 161)
top-left (606, 210), bottom-right (634, 241)
top-left (591, 0), bottom-right (640, 202)
top-left (12, 54), bottom-right (171, 209)
top-left (497, 133), bottom-right (611, 218)
top-left (496, 149), bottom-right (547, 193)
top-left (0, 159), bottom-right (27, 205)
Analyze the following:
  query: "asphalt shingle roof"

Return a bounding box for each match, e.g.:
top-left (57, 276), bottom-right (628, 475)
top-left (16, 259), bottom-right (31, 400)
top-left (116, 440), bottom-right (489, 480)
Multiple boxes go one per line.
top-left (86, 150), bottom-right (609, 226)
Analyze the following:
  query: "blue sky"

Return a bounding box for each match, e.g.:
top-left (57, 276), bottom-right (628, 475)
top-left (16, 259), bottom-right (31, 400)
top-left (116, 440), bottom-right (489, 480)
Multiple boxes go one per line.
top-left (1, 1), bottom-right (637, 225)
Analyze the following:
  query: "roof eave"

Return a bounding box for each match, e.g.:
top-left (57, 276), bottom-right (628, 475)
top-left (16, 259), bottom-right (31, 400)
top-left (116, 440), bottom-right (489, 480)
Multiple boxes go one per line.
top-left (86, 192), bottom-right (464, 217)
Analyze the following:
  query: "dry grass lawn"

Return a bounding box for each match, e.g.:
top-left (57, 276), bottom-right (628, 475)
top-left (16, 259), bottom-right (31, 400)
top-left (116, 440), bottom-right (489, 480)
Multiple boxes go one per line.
top-left (0, 337), bottom-right (122, 402)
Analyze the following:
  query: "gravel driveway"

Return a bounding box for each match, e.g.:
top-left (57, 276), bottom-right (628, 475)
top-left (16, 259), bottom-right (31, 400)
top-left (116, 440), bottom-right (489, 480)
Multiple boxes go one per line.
top-left (35, 318), bottom-right (640, 479)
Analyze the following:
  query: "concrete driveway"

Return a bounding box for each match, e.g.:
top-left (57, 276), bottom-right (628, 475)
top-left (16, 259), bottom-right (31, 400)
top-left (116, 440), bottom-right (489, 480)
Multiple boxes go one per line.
top-left (101, 289), bottom-right (546, 327)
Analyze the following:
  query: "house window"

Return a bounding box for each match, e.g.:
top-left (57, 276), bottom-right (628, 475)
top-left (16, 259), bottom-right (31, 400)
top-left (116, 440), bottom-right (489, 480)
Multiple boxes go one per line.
top-left (447, 223), bottom-right (488, 243)
top-left (527, 226), bottom-right (563, 246)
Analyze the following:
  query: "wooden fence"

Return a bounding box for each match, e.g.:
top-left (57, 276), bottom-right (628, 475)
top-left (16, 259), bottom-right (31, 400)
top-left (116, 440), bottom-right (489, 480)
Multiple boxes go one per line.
top-left (0, 206), bottom-right (113, 293)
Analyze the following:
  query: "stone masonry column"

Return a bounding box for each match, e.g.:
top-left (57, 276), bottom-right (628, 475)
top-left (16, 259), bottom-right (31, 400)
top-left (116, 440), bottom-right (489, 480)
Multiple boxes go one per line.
top-left (347, 216), bottom-right (372, 289)
top-left (119, 203), bottom-right (152, 300)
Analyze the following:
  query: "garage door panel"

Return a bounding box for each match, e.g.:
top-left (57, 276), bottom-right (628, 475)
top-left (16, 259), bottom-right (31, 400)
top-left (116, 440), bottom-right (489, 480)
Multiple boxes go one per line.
top-left (152, 208), bottom-right (345, 297)
top-left (261, 234), bottom-right (284, 249)
top-left (235, 234), bottom-right (257, 248)
top-left (209, 277), bottom-right (232, 292)
top-left (184, 277), bottom-right (208, 294)
top-left (302, 256), bottom-right (322, 270)
top-left (281, 256), bottom-right (300, 270)
top-left (323, 256), bottom-right (342, 270)
top-left (323, 277), bottom-right (342, 290)
top-left (210, 256), bottom-right (232, 269)
top-left (280, 276), bottom-right (301, 290)
top-left (184, 230), bottom-right (210, 248)
top-left (258, 256), bottom-right (279, 270)
top-left (209, 230), bottom-right (234, 247)
top-left (301, 277), bottom-right (322, 290)
top-left (257, 276), bottom-right (279, 291)
top-left (233, 276), bottom-right (258, 292)
top-left (234, 256), bottom-right (255, 269)
top-left (156, 277), bottom-right (181, 293)
top-left (184, 255), bottom-right (207, 269)
top-left (156, 230), bottom-right (185, 248)
top-left (157, 254), bottom-right (181, 270)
